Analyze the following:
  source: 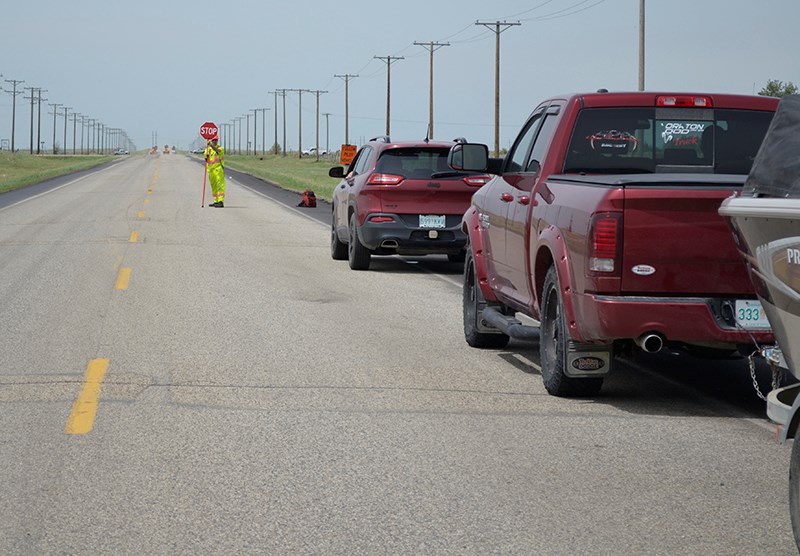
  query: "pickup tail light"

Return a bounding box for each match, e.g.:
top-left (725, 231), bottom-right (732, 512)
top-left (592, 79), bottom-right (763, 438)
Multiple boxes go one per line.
top-left (367, 173), bottom-right (404, 186)
top-left (656, 95), bottom-right (712, 107)
top-left (463, 174), bottom-right (491, 187)
top-left (588, 212), bottom-right (622, 275)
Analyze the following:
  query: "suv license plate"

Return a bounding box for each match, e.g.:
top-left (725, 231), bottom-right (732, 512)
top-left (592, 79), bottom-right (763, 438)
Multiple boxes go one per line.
top-left (419, 215), bottom-right (446, 229)
top-left (735, 299), bottom-right (771, 330)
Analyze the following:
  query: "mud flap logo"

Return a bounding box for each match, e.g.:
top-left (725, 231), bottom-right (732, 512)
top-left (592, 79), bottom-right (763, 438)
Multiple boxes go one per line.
top-left (566, 346), bottom-right (611, 377)
top-left (571, 357), bottom-right (605, 371)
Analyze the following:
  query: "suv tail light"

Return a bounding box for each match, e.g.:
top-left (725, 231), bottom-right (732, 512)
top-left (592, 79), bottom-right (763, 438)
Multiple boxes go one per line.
top-left (463, 174), bottom-right (491, 187)
top-left (367, 173), bottom-right (404, 186)
top-left (588, 212), bottom-right (622, 275)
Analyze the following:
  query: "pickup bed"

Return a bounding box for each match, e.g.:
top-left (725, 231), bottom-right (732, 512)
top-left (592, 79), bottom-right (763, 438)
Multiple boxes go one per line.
top-left (454, 91), bottom-right (778, 396)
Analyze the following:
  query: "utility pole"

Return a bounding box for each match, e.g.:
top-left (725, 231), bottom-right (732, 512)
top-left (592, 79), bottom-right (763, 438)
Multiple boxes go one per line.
top-left (323, 112), bottom-right (330, 154)
top-left (272, 89), bottom-right (289, 156)
top-left (36, 89), bottom-right (47, 154)
top-left (310, 90), bottom-right (327, 161)
top-left (476, 20), bottom-right (521, 157)
top-left (4, 78), bottom-right (24, 152)
top-left (49, 103), bottom-right (62, 154)
top-left (62, 106), bottom-right (71, 155)
top-left (334, 74), bottom-right (358, 145)
top-left (245, 112), bottom-right (251, 155)
top-left (374, 55), bottom-right (404, 136)
top-left (287, 89), bottom-right (310, 158)
top-left (414, 41), bottom-right (450, 140)
top-left (638, 0), bottom-right (645, 91)
top-left (270, 91), bottom-right (282, 155)
top-left (254, 108), bottom-right (269, 156)
top-left (71, 113), bottom-right (78, 155)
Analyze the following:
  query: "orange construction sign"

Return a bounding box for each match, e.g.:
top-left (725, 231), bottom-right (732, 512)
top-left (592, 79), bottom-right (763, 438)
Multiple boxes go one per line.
top-left (340, 144), bottom-right (357, 165)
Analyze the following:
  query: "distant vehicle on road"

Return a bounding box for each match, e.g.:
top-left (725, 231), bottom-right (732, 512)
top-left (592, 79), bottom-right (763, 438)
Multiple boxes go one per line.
top-left (113, 149), bottom-right (129, 155)
top-left (302, 147), bottom-right (327, 157)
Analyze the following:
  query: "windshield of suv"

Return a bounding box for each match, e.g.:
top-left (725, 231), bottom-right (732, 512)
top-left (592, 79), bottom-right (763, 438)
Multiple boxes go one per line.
top-left (375, 147), bottom-right (451, 179)
top-left (563, 107), bottom-right (773, 175)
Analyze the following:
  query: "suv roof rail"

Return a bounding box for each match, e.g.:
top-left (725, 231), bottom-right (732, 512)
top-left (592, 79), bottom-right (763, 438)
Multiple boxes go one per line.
top-left (369, 135), bottom-right (391, 143)
top-left (453, 137), bottom-right (468, 144)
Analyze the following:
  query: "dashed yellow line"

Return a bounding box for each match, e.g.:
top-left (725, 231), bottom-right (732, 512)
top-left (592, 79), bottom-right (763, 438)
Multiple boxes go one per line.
top-left (138, 210), bottom-right (145, 218)
top-left (129, 231), bottom-right (138, 243)
top-left (65, 358), bottom-right (109, 435)
top-left (143, 198), bottom-right (149, 204)
top-left (115, 267), bottom-right (131, 290)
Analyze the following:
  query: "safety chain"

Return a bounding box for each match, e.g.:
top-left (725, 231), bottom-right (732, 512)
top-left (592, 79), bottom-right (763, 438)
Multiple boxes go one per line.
top-left (748, 347), bottom-right (785, 402)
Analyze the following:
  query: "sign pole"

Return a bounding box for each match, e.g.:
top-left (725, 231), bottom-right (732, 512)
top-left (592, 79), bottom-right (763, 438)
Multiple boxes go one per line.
top-left (201, 158), bottom-right (207, 208)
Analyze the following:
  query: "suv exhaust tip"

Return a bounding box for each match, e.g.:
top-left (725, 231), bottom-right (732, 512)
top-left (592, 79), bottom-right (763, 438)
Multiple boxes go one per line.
top-left (636, 333), bottom-right (665, 353)
top-left (381, 239), bottom-right (399, 248)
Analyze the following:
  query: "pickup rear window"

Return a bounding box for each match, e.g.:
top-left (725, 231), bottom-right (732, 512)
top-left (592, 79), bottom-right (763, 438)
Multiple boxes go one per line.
top-left (563, 107), bottom-right (774, 175)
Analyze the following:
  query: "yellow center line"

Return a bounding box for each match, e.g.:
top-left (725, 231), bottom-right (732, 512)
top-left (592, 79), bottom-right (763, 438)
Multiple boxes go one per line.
top-left (129, 231), bottom-right (138, 243)
top-left (143, 198), bottom-right (149, 204)
top-left (65, 358), bottom-right (110, 435)
top-left (115, 267), bottom-right (131, 290)
top-left (138, 210), bottom-right (145, 218)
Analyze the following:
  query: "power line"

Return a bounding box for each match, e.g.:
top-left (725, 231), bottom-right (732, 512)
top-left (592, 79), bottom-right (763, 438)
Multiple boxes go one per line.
top-left (374, 55), bottom-right (404, 136)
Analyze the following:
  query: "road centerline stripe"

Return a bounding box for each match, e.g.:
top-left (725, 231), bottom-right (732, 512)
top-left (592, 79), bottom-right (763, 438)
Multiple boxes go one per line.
top-left (65, 358), bottom-right (110, 435)
top-left (115, 268), bottom-right (131, 290)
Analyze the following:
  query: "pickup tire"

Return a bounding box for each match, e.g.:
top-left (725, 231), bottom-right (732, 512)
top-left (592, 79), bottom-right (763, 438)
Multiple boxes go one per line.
top-left (463, 246), bottom-right (509, 349)
top-left (540, 266), bottom-right (603, 397)
top-left (331, 212), bottom-right (348, 260)
top-left (348, 212), bottom-right (372, 270)
top-left (790, 433), bottom-right (800, 551)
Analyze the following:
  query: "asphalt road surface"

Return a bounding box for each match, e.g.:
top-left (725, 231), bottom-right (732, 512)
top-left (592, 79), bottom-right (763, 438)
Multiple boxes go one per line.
top-left (0, 153), bottom-right (796, 554)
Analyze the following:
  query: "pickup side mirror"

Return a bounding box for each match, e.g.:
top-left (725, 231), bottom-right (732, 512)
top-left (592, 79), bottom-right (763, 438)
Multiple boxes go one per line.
top-left (448, 143), bottom-right (489, 172)
top-left (329, 166), bottom-right (345, 178)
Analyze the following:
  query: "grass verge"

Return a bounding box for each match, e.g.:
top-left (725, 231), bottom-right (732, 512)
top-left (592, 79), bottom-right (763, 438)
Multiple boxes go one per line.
top-left (222, 154), bottom-right (344, 201)
top-left (0, 153), bottom-right (115, 194)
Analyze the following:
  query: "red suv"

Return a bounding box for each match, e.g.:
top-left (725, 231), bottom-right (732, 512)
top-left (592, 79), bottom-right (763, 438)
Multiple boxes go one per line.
top-left (329, 136), bottom-right (490, 270)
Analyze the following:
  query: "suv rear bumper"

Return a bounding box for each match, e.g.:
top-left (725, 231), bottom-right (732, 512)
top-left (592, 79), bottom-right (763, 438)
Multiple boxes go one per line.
top-left (359, 213), bottom-right (467, 255)
top-left (572, 293), bottom-right (775, 346)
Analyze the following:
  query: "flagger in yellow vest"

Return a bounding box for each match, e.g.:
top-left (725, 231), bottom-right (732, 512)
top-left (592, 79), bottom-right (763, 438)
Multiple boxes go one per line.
top-left (205, 136), bottom-right (226, 207)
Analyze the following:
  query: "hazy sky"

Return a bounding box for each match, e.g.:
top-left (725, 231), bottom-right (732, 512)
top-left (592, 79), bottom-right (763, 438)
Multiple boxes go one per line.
top-left (2, 0), bottom-right (798, 153)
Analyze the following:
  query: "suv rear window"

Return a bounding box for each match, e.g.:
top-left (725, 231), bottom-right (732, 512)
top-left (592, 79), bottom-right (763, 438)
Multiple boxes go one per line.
top-left (375, 148), bottom-right (451, 179)
top-left (563, 107), bottom-right (773, 175)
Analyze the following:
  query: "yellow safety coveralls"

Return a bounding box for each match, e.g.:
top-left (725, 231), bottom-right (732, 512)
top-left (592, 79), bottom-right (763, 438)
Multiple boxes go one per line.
top-left (205, 142), bottom-right (226, 206)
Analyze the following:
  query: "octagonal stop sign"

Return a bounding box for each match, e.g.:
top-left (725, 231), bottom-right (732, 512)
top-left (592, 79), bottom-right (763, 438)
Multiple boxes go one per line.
top-left (199, 121), bottom-right (218, 140)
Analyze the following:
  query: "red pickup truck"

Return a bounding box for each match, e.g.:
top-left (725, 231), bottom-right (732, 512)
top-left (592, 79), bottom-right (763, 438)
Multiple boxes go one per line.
top-left (452, 91), bottom-right (778, 396)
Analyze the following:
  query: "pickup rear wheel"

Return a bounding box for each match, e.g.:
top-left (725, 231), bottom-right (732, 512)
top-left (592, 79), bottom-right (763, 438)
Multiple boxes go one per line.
top-left (331, 211), bottom-right (348, 260)
top-left (463, 246), bottom-right (509, 349)
top-left (348, 212), bottom-right (372, 270)
top-left (540, 266), bottom-right (603, 397)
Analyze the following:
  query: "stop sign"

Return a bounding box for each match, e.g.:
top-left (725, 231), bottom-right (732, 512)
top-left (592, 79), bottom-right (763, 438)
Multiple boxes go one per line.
top-left (199, 121), bottom-right (218, 140)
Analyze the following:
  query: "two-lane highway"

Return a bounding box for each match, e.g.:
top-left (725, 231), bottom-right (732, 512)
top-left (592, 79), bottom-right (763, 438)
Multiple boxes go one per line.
top-left (0, 153), bottom-right (795, 554)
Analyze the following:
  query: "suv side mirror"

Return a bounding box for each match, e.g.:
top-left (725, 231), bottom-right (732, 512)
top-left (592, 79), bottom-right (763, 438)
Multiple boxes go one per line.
top-left (329, 166), bottom-right (345, 178)
top-left (448, 143), bottom-right (489, 172)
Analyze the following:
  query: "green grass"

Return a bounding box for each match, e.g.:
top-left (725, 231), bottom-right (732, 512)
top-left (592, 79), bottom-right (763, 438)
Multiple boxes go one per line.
top-left (222, 153), bottom-right (344, 201)
top-left (0, 152), bottom-right (115, 194)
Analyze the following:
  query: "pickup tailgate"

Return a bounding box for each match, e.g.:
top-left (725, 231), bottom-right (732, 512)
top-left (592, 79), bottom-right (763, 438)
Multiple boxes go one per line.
top-left (619, 175), bottom-right (751, 295)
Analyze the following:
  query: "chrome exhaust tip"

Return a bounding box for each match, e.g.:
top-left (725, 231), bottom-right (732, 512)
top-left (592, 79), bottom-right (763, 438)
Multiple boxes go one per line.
top-left (636, 333), bottom-right (664, 353)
